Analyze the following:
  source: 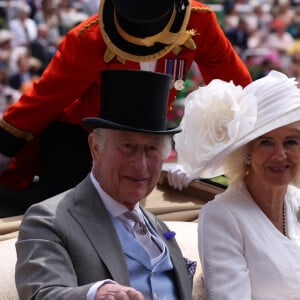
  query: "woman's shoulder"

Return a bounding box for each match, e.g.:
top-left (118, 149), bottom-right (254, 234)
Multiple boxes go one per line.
top-left (200, 183), bottom-right (253, 218)
top-left (210, 183), bottom-right (248, 204)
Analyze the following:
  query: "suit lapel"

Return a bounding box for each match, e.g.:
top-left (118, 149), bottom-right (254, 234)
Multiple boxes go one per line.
top-left (68, 176), bottom-right (130, 285)
top-left (67, 177), bottom-right (191, 298)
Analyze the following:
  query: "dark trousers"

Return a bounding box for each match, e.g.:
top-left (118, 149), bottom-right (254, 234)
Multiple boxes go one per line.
top-left (0, 122), bottom-right (92, 217)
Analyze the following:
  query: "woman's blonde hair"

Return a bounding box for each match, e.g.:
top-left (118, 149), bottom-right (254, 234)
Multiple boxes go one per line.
top-left (223, 144), bottom-right (249, 185)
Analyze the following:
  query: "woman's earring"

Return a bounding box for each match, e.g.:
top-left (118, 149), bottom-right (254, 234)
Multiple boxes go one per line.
top-left (244, 154), bottom-right (252, 165)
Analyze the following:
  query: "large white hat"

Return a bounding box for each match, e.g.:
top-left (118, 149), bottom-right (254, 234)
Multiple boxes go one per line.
top-left (174, 70), bottom-right (300, 178)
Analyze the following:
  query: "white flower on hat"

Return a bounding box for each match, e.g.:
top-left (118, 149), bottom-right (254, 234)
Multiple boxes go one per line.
top-left (174, 79), bottom-right (257, 178)
top-left (173, 71), bottom-right (300, 179)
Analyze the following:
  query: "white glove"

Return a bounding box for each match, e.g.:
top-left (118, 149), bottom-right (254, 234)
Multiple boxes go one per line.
top-left (0, 152), bottom-right (12, 172)
top-left (167, 164), bottom-right (193, 191)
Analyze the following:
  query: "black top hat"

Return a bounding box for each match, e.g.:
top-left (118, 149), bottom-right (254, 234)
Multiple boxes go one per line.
top-left (99, 0), bottom-right (191, 62)
top-left (83, 70), bottom-right (181, 135)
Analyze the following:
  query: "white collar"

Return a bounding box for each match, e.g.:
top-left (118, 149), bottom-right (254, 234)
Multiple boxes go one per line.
top-left (89, 172), bottom-right (140, 218)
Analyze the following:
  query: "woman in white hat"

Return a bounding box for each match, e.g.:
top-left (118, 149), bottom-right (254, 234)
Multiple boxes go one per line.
top-left (172, 70), bottom-right (300, 299)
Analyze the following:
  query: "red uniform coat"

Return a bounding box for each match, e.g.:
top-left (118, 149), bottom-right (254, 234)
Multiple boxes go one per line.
top-left (0, 1), bottom-right (252, 189)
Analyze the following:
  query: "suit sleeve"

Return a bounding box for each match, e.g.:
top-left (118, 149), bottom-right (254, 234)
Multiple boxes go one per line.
top-left (15, 204), bottom-right (93, 300)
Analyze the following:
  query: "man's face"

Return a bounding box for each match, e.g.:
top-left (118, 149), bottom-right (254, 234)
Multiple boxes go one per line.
top-left (90, 130), bottom-right (166, 209)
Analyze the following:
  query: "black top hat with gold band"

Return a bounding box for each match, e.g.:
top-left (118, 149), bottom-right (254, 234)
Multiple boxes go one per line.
top-left (83, 70), bottom-right (181, 135)
top-left (99, 0), bottom-right (193, 63)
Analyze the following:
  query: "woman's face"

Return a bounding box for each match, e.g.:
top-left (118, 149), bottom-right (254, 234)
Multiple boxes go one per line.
top-left (248, 125), bottom-right (300, 188)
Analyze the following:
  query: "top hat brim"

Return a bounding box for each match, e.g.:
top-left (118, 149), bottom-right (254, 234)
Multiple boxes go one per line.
top-left (83, 117), bottom-right (181, 135)
top-left (99, 0), bottom-right (191, 62)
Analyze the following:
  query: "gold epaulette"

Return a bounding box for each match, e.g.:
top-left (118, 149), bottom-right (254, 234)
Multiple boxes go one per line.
top-left (104, 48), bottom-right (126, 64)
top-left (78, 18), bottom-right (99, 36)
top-left (191, 7), bottom-right (212, 13)
top-left (104, 27), bottom-right (198, 63)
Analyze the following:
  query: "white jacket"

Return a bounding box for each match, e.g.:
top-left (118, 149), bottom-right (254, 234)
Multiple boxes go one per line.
top-left (198, 183), bottom-right (300, 300)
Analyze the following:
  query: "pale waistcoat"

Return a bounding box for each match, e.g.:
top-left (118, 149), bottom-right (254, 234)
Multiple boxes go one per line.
top-left (111, 216), bottom-right (178, 300)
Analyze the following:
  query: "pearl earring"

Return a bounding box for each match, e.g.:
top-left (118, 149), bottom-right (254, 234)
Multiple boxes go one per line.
top-left (244, 155), bottom-right (251, 165)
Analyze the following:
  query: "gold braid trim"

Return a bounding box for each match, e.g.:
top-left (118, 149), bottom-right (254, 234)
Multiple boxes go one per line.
top-left (78, 18), bottom-right (99, 36)
top-left (191, 7), bottom-right (212, 13)
top-left (113, 8), bottom-right (197, 49)
top-left (172, 45), bottom-right (182, 56)
top-left (100, 0), bottom-right (195, 63)
top-left (104, 48), bottom-right (116, 63)
top-left (114, 8), bottom-right (176, 47)
top-left (0, 119), bottom-right (34, 141)
top-left (183, 29), bottom-right (197, 49)
top-left (172, 29), bottom-right (197, 54)
top-left (104, 28), bottom-right (197, 63)
top-left (104, 30), bottom-right (197, 63)
top-left (103, 49), bottom-right (126, 63)
top-left (117, 55), bottom-right (126, 63)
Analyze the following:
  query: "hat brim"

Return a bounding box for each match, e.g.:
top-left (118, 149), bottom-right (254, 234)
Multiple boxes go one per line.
top-left (99, 0), bottom-right (191, 62)
top-left (83, 117), bottom-right (181, 135)
top-left (197, 108), bottom-right (300, 179)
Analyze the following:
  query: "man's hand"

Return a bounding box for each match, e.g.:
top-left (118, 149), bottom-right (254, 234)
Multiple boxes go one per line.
top-left (0, 153), bottom-right (11, 171)
top-left (167, 164), bottom-right (193, 191)
top-left (95, 283), bottom-right (144, 300)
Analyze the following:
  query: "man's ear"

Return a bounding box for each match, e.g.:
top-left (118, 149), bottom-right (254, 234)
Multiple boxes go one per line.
top-left (88, 133), bottom-right (100, 161)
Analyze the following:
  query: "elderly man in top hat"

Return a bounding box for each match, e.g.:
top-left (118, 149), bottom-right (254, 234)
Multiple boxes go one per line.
top-left (15, 69), bottom-right (195, 300)
top-left (0, 0), bottom-right (252, 217)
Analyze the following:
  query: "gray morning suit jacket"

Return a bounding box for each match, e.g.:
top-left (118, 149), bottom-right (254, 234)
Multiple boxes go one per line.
top-left (15, 175), bottom-right (193, 300)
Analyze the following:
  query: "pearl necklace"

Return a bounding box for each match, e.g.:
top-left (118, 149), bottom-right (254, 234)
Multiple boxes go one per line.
top-left (283, 204), bottom-right (287, 236)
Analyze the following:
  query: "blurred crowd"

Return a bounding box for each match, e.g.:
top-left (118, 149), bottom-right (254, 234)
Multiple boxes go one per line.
top-left (0, 0), bottom-right (100, 117)
top-left (211, 0), bottom-right (300, 82)
top-left (0, 0), bottom-right (300, 119)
